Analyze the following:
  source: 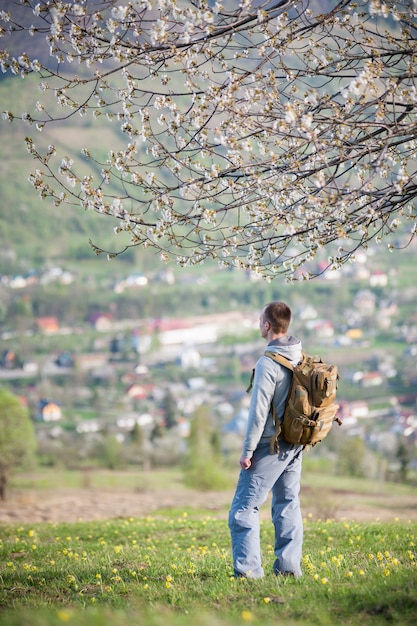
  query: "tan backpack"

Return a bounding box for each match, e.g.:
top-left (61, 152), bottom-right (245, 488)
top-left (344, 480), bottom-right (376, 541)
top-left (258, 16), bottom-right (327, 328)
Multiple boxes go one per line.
top-left (260, 351), bottom-right (342, 451)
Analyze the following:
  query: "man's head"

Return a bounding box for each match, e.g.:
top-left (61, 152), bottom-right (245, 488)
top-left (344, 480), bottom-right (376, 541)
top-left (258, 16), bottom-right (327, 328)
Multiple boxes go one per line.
top-left (259, 301), bottom-right (291, 339)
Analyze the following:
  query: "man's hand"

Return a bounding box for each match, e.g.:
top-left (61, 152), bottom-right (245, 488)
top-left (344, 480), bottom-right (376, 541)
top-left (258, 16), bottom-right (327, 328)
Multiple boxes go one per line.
top-left (240, 456), bottom-right (252, 470)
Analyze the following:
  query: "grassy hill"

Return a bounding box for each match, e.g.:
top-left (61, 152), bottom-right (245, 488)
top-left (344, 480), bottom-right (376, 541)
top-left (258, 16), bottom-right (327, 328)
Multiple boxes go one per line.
top-left (0, 494), bottom-right (416, 626)
top-left (0, 73), bottom-right (134, 273)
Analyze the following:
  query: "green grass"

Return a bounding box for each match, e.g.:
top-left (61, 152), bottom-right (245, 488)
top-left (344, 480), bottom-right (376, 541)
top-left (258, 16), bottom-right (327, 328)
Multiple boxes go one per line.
top-left (302, 470), bottom-right (415, 497)
top-left (10, 466), bottom-right (416, 498)
top-left (9, 468), bottom-right (185, 492)
top-left (0, 513), bottom-right (416, 626)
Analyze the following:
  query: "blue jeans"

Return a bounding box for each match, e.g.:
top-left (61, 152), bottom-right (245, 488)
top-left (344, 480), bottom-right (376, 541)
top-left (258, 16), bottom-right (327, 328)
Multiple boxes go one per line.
top-left (228, 440), bottom-right (303, 578)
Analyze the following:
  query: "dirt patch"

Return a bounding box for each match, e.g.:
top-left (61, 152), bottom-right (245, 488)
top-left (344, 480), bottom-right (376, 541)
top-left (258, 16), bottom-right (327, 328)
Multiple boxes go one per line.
top-left (301, 485), bottom-right (417, 523)
top-left (0, 486), bottom-right (416, 524)
top-left (0, 487), bottom-right (230, 524)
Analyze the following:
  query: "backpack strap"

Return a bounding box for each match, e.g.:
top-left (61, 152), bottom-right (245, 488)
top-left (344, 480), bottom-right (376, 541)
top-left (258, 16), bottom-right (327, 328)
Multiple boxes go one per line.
top-left (269, 403), bottom-right (281, 454)
top-left (246, 351), bottom-right (294, 393)
top-left (264, 350), bottom-right (295, 371)
top-left (246, 369), bottom-right (255, 393)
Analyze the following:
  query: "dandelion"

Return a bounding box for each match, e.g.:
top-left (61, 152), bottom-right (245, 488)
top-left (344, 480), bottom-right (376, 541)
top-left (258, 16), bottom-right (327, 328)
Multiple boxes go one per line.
top-left (321, 577), bottom-right (328, 585)
top-left (111, 575), bottom-right (122, 583)
top-left (263, 597), bottom-right (271, 603)
top-left (241, 610), bottom-right (254, 622)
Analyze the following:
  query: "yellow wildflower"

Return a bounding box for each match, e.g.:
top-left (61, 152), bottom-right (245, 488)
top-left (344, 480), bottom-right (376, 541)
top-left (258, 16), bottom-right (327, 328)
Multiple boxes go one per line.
top-left (56, 610), bottom-right (72, 622)
top-left (242, 610), bottom-right (254, 622)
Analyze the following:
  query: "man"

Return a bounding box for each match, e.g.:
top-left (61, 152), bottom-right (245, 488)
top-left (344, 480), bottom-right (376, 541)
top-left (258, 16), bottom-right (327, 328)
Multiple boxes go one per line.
top-left (228, 301), bottom-right (303, 579)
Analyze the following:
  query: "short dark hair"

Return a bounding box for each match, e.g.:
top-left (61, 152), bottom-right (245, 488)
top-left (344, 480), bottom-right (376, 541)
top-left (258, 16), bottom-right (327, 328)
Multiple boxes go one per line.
top-left (263, 301), bottom-right (291, 334)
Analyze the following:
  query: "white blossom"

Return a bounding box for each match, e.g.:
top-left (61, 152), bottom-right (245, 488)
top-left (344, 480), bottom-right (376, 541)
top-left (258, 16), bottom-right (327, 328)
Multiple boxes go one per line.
top-left (0, 0), bottom-right (415, 280)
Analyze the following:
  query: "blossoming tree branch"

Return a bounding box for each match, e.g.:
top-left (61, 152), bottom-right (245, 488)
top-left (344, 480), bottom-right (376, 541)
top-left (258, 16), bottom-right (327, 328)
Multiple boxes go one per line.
top-left (1, 0), bottom-right (416, 280)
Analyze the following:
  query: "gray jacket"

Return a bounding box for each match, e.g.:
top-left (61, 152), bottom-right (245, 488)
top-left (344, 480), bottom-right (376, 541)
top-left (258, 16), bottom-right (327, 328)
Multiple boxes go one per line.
top-left (242, 336), bottom-right (302, 458)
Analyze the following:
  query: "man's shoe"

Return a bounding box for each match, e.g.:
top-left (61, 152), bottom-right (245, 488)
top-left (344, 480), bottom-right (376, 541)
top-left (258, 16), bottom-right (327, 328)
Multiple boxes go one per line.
top-left (274, 570), bottom-right (301, 578)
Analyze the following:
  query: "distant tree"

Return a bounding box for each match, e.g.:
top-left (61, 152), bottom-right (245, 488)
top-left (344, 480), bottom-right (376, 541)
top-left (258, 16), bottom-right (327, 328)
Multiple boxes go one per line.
top-left (183, 405), bottom-right (231, 490)
top-left (93, 433), bottom-right (126, 469)
top-left (1, 1), bottom-right (416, 280)
top-left (0, 388), bottom-right (37, 500)
top-left (131, 422), bottom-right (145, 447)
top-left (129, 422), bottom-right (151, 470)
top-left (337, 435), bottom-right (366, 478)
top-left (162, 388), bottom-right (178, 429)
top-left (396, 437), bottom-right (410, 483)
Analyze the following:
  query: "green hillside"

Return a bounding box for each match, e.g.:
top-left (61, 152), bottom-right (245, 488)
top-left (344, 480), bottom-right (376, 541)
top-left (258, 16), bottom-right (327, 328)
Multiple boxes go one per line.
top-left (0, 74), bottom-right (136, 274)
